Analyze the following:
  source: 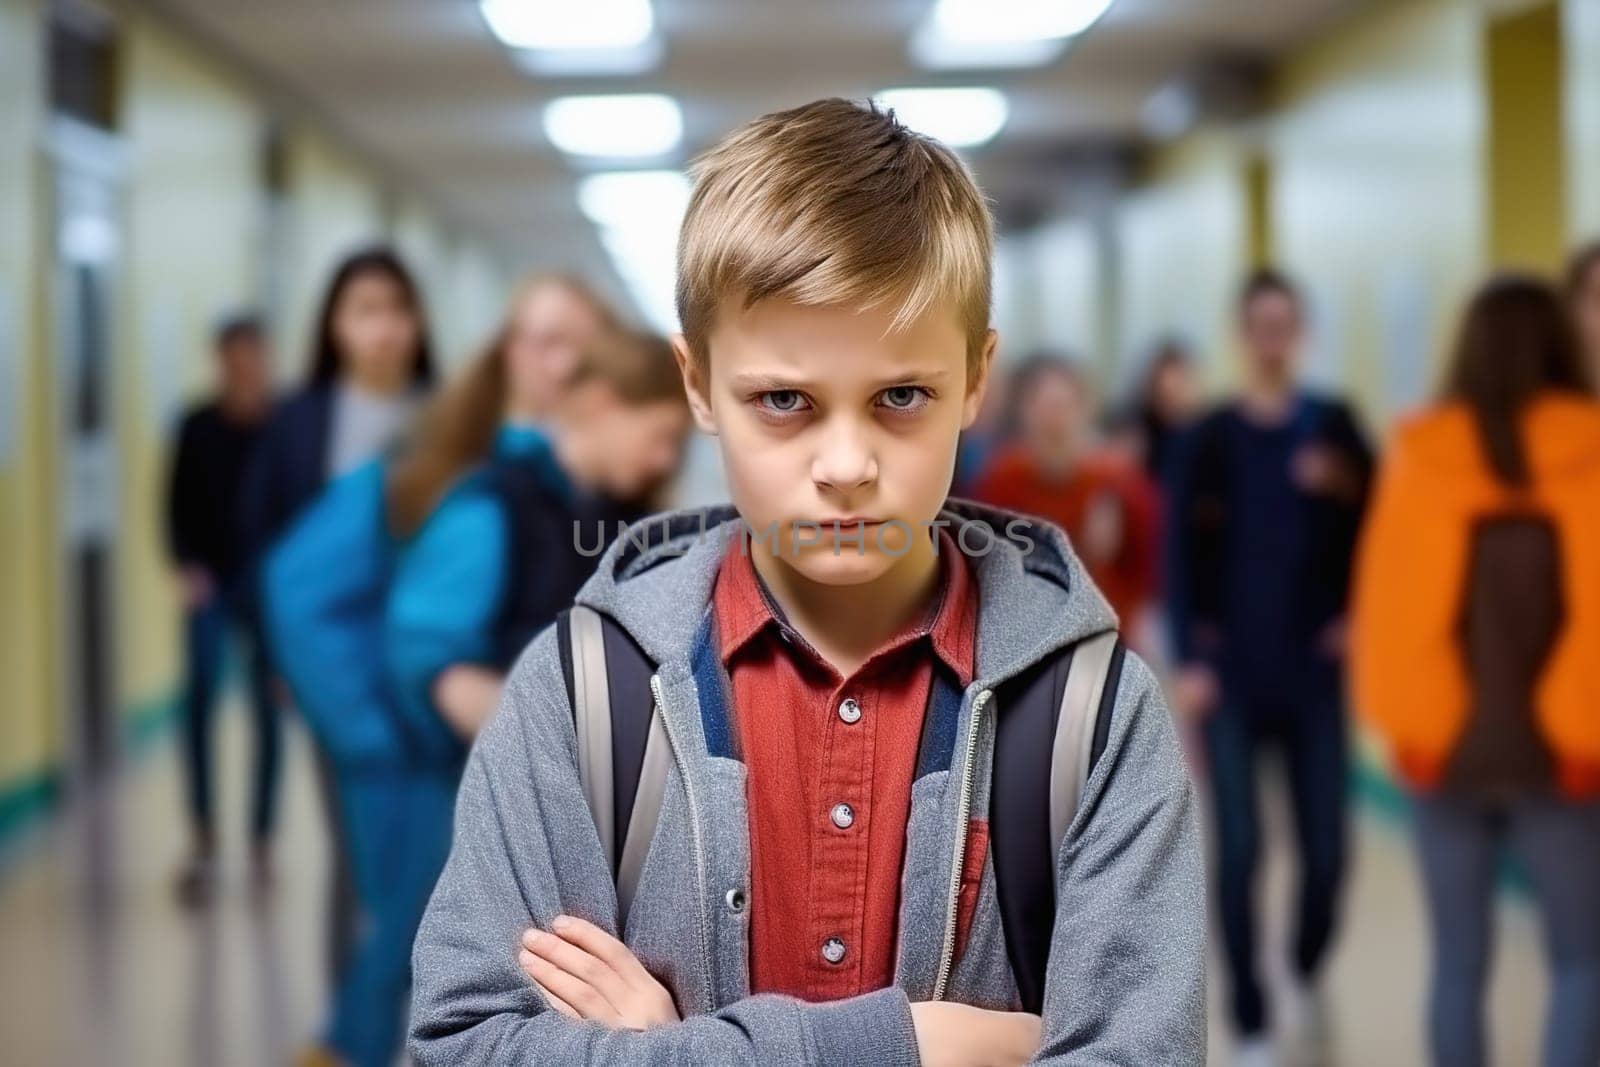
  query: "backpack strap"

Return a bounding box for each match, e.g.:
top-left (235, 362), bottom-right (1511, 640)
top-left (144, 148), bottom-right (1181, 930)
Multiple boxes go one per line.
top-left (1047, 629), bottom-right (1121, 871)
top-left (991, 629), bottom-right (1125, 1014)
top-left (559, 605), bottom-right (664, 929)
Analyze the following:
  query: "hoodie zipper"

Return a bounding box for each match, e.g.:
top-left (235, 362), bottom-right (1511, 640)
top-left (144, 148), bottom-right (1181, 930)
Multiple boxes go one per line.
top-left (932, 686), bottom-right (993, 1000)
top-left (649, 672), bottom-right (716, 1013)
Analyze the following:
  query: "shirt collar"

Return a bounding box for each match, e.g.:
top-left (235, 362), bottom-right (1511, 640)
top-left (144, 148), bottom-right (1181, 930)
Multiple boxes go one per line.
top-left (711, 527), bottom-right (977, 686)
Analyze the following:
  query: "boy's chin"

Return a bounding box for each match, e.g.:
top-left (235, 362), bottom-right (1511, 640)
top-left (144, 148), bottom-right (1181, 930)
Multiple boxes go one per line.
top-left (779, 547), bottom-right (902, 587)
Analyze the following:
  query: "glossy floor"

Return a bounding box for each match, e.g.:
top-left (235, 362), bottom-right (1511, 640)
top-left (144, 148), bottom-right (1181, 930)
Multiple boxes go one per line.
top-left (0, 705), bottom-right (1546, 1066)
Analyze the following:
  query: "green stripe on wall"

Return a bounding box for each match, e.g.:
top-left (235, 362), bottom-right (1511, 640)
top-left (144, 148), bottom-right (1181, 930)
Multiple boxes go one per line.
top-left (0, 770), bottom-right (62, 851)
top-left (0, 689), bottom-right (178, 855)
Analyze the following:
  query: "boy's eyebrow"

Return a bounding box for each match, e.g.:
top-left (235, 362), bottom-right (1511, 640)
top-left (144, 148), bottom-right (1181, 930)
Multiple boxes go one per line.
top-left (730, 367), bottom-right (954, 392)
top-left (729, 371), bottom-right (815, 392)
top-left (869, 367), bottom-right (952, 388)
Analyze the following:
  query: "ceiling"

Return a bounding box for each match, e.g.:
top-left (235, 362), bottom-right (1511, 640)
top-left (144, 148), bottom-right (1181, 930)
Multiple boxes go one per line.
top-left (137, 0), bottom-right (1367, 322)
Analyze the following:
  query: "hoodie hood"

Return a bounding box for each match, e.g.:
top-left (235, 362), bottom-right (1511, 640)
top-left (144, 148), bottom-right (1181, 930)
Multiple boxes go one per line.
top-left (573, 498), bottom-right (1117, 686)
top-left (1399, 392), bottom-right (1600, 486)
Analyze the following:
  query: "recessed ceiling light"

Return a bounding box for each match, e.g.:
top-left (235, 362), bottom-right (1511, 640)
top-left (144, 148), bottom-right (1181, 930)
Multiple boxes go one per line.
top-left (544, 95), bottom-right (683, 159)
top-left (479, 0), bottom-right (653, 50)
top-left (480, 0), bottom-right (662, 75)
top-left (911, 0), bottom-right (1114, 70)
top-left (874, 87), bottom-right (1010, 148)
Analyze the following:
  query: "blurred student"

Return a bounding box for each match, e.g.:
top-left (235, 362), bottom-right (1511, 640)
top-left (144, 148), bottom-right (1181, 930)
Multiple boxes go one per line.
top-left (1568, 241), bottom-right (1600, 390)
top-left (384, 324), bottom-right (691, 745)
top-left (1352, 276), bottom-right (1600, 1067)
top-left (972, 353), bottom-right (1160, 637)
top-left (269, 320), bottom-right (686, 1067)
top-left (1131, 336), bottom-right (1202, 484)
top-left (244, 245), bottom-right (434, 981)
top-left (1166, 268), bottom-right (1373, 1064)
top-left (165, 313), bottom-right (278, 904)
top-left (240, 246), bottom-right (436, 556)
top-left (951, 352), bottom-right (1010, 496)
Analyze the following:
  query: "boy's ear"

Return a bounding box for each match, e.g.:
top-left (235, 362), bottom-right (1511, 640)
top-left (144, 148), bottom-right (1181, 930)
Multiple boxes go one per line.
top-left (670, 333), bottom-right (718, 436)
top-left (960, 329), bottom-right (999, 430)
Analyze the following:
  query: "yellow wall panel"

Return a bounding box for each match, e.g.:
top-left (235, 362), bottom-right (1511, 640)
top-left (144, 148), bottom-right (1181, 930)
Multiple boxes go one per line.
top-left (1485, 2), bottom-right (1566, 271)
top-left (0, 0), bottom-right (56, 785)
top-left (116, 13), bottom-right (267, 712)
top-left (1268, 0), bottom-right (1485, 427)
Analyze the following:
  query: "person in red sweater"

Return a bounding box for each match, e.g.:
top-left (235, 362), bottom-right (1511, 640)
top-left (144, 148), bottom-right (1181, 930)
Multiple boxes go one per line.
top-left (972, 354), bottom-right (1160, 637)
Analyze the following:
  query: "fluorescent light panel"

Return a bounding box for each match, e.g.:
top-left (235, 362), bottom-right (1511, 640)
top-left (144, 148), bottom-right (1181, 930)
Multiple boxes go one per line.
top-left (479, 0), bottom-right (653, 50)
top-left (911, 0), bottom-right (1114, 70)
top-left (874, 87), bottom-right (1009, 148)
top-left (544, 94), bottom-right (683, 159)
top-left (480, 0), bottom-right (661, 75)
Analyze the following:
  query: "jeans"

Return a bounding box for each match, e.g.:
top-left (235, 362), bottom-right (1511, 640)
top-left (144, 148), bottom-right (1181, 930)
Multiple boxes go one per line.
top-left (180, 588), bottom-right (282, 843)
top-left (1414, 794), bottom-right (1600, 1067)
top-left (323, 764), bottom-right (460, 1067)
top-left (1201, 674), bottom-right (1348, 1035)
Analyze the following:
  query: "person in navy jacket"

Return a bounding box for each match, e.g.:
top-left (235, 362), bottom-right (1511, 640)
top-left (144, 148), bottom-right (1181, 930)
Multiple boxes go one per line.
top-left (243, 245), bottom-right (435, 981)
top-left (239, 245), bottom-right (436, 562)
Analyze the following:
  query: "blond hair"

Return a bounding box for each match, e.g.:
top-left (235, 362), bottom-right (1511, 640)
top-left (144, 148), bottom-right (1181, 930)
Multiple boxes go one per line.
top-left (676, 98), bottom-right (994, 374)
top-left (384, 276), bottom-right (626, 537)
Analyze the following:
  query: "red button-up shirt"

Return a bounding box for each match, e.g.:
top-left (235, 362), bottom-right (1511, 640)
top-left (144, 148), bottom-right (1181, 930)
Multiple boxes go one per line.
top-left (712, 531), bottom-right (978, 1000)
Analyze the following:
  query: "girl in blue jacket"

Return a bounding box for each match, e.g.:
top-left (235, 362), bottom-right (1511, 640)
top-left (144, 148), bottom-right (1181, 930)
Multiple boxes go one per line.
top-left (266, 289), bottom-right (686, 1067)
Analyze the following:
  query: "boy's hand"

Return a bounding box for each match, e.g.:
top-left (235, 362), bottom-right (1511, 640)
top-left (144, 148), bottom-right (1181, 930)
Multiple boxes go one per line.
top-left (518, 915), bottom-right (680, 1030)
top-left (911, 1002), bottom-right (1042, 1066)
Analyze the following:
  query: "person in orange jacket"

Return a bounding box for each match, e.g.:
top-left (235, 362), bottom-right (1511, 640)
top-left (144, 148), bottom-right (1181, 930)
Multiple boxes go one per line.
top-left (1351, 275), bottom-right (1600, 1067)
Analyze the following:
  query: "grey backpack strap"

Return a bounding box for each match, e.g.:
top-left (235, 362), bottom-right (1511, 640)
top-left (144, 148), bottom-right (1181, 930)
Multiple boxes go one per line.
top-left (1047, 629), bottom-right (1120, 867)
top-left (565, 604), bottom-right (668, 930)
top-left (616, 711), bottom-right (670, 922)
top-left (569, 605), bottom-right (617, 871)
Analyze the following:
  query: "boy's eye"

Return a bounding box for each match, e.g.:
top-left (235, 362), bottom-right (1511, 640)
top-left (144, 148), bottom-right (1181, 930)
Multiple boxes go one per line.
top-left (756, 390), bottom-right (809, 415)
top-left (878, 385), bottom-right (932, 412)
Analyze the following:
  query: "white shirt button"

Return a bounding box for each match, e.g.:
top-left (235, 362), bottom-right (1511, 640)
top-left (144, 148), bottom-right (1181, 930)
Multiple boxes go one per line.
top-left (830, 802), bottom-right (855, 830)
top-left (838, 698), bottom-right (861, 724)
top-left (821, 937), bottom-right (847, 964)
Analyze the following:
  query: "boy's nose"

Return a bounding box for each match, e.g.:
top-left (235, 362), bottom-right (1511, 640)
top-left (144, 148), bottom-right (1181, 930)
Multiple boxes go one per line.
top-left (811, 423), bottom-right (879, 493)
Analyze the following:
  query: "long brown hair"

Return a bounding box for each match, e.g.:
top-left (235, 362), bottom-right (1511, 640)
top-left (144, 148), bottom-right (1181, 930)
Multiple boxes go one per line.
top-left (385, 274), bottom-right (614, 535)
top-left (307, 246), bottom-right (435, 387)
top-left (1442, 274), bottom-right (1593, 487)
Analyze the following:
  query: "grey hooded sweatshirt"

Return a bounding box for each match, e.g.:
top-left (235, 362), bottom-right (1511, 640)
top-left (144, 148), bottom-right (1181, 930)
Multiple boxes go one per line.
top-left (410, 502), bottom-right (1205, 1065)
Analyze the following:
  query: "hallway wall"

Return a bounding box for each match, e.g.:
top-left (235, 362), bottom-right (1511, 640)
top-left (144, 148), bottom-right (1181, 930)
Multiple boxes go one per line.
top-left (0, 0), bottom-right (514, 832)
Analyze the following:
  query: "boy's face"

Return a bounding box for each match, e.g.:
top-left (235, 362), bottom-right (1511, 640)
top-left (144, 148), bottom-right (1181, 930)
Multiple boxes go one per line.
top-left (675, 296), bottom-right (994, 588)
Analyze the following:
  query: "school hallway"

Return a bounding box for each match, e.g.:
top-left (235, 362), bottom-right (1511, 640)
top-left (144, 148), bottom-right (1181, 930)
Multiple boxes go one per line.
top-left (0, 697), bottom-right (1547, 1067)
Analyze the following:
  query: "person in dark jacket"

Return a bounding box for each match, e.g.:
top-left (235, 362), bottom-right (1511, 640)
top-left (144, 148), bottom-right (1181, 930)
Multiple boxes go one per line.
top-left (1166, 268), bottom-right (1373, 1064)
top-left (166, 313), bottom-right (278, 904)
top-left (243, 245), bottom-right (435, 984)
top-left (239, 246), bottom-right (436, 560)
